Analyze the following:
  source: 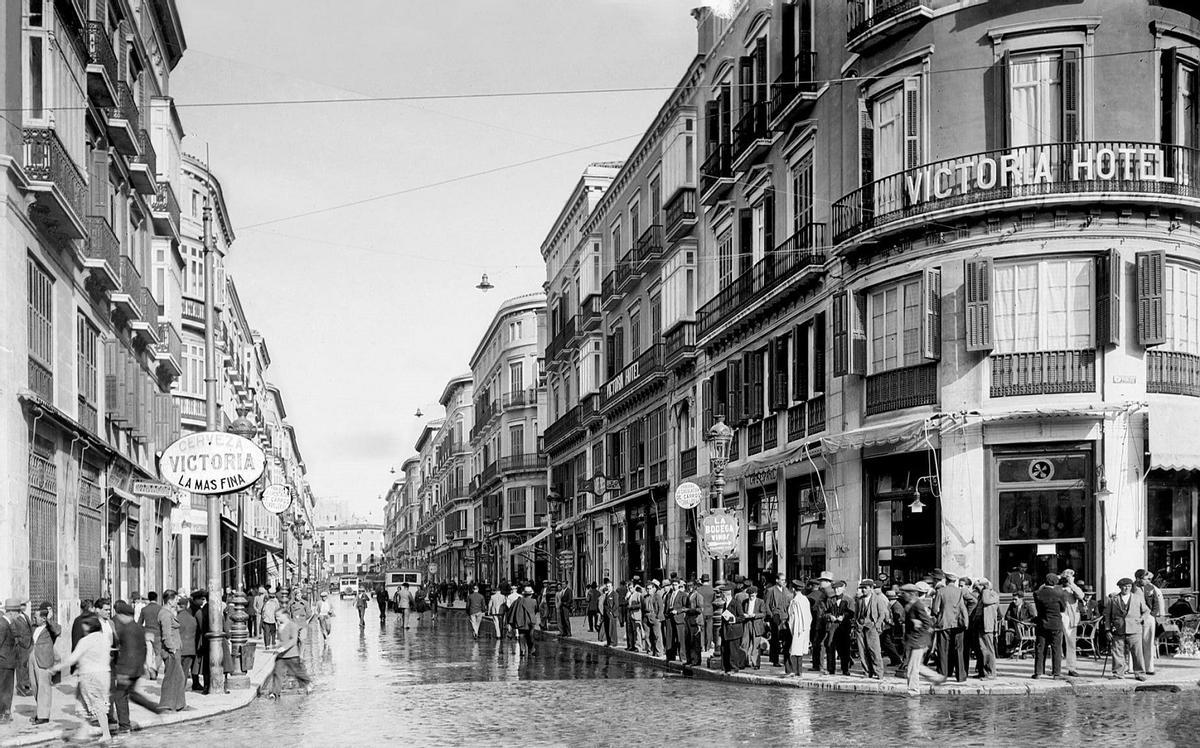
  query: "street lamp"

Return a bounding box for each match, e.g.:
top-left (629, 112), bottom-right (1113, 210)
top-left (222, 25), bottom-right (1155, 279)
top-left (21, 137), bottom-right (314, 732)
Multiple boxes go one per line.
top-left (707, 414), bottom-right (734, 496)
top-left (225, 416), bottom-right (257, 668)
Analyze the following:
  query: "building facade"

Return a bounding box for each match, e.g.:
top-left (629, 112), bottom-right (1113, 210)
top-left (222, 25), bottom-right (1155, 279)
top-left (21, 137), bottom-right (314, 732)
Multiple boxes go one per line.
top-left (468, 293), bottom-right (548, 585)
top-left (320, 523), bottom-right (385, 578)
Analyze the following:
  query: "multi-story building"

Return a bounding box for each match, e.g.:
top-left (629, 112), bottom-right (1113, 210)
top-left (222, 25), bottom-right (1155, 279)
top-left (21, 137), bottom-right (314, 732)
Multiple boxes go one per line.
top-left (394, 456), bottom-right (421, 569)
top-left (382, 476), bottom-right (405, 567)
top-left (320, 523), bottom-right (384, 578)
top-left (423, 375), bottom-right (474, 580)
top-left (468, 294), bottom-right (548, 584)
top-left (1, 0), bottom-right (187, 620)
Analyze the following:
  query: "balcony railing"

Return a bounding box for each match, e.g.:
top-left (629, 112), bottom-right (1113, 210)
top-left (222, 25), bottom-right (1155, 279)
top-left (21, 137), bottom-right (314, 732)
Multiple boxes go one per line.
top-left (138, 285), bottom-right (160, 324)
top-left (85, 21), bottom-right (117, 105)
top-left (680, 446), bottom-right (697, 479)
top-left (156, 321), bottom-right (182, 372)
top-left (770, 49), bottom-right (818, 125)
top-left (544, 403), bottom-right (583, 450)
top-left (1147, 350), bottom-right (1200, 397)
top-left (990, 350), bottom-right (1096, 398)
top-left (151, 180), bottom-right (181, 235)
top-left (130, 130), bottom-right (157, 194)
top-left (115, 256), bottom-right (144, 320)
top-left (632, 224), bottom-right (664, 274)
top-left (579, 295), bottom-right (601, 331)
top-left (866, 363), bottom-right (938, 415)
top-left (847, 0), bottom-right (932, 45)
top-left (747, 421), bottom-right (763, 456)
top-left (83, 216), bottom-right (120, 288)
top-left (787, 404), bottom-right (806, 442)
top-left (501, 388), bottom-right (538, 409)
top-left (546, 316), bottom-right (576, 363)
top-left (763, 413), bottom-right (779, 451)
top-left (602, 343), bottom-right (664, 408)
top-left (23, 128), bottom-right (87, 233)
top-left (700, 143), bottom-right (732, 199)
top-left (28, 358), bottom-right (53, 403)
top-left (112, 81), bottom-right (140, 131)
top-left (832, 141), bottom-right (1200, 245)
top-left (662, 186), bottom-right (696, 242)
top-left (78, 398), bottom-right (98, 434)
top-left (807, 396), bottom-right (826, 434)
top-left (500, 454), bottom-right (548, 473)
top-left (664, 321), bottom-right (697, 367)
top-left (732, 101), bottom-right (770, 165)
top-left (697, 223), bottom-right (826, 339)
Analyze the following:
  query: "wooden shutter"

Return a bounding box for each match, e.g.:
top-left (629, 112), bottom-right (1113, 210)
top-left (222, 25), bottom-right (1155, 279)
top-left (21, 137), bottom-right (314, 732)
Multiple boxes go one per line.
top-left (739, 55), bottom-right (755, 111)
top-left (859, 100), bottom-right (875, 223)
top-left (1095, 249), bottom-right (1121, 347)
top-left (1062, 48), bottom-right (1081, 142)
top-left (755, 37), bottom-right (768, 105)
top-left (751, 349), bottom-right (765, 420)
top-left (771, 334), bottom-right (789, 411)
top-left (764, 191), bottom-right (775, 255)
top-left (740, 351), bottom-right (754, 422)
top-left (793, 323), bottom-right (810, 401)
top-left (849, 291), bottom-right (867, 376)
top-left (780, 3), bottom-right (795, 79)
top-left (1001, 49), bottom-right (1012, 147)
top-left (766, 338), bottom-right (777, 411)
top-left (833, 291), bottom-right (849, 377)
top-left (89, 147), bottom-right (109, 218)
top-left (1163, 47), bottom-right (1178, 145)
top-left (903, 77), bottom-right (921, 170)
top-left (714, 367), bottom-right (728, 418)
top-left (720, 85), bottom-right (732, 143)
top-left (605, 334), bottom-right (615, 378)
top-left (813, 311), bottom-right (827, 395)
top-left (738, 207), bottom-right (753, 275)
top-left (704, 99), bottom-right (720, 157)
top-left (964, 257), bottom-right (994, 352)
top-left (725, 362), bottom-right (739, 425)
top-left (613, 327), bottom-right (624, 370)
top-left (702, 376), bottom-right (713, 431)
top-left (922, 267), bottom-right (942, 361)
top-left (1137, 250), bottom-right (1166, 347)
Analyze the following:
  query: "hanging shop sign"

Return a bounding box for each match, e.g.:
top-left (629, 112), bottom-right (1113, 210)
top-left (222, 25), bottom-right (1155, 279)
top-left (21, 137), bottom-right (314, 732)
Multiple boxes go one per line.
top-left (427, 563), bottom-right (438, 576)
top-left (699, 509), bottom-right (740, 559)
top-left (674, 481), bottom-right (703, 510)
top-left (558, 549), bottom-right (574, 570)
top-left (132, 480), bottom-right (174, 498)
top-left (159, 431), bottom-right (266, 495)
top-left (261, 484), bottom-right (293, 514)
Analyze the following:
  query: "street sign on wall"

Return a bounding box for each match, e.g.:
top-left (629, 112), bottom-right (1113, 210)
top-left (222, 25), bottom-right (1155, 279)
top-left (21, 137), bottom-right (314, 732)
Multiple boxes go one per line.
top-left (699, 510), bottom-right (740, 559)
top-left (132, 480), bottom-right (174, 498)
top-left (674, 481), bottom-right (702, 510)
top-left (159, 431), bottom-right (265, 495)
top-left (261, 484), bottom-right (293, 514)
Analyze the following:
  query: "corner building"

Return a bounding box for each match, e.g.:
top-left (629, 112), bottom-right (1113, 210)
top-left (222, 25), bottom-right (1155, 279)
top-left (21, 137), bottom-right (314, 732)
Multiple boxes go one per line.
top-left (686, 0), bottom-right (1200, 598)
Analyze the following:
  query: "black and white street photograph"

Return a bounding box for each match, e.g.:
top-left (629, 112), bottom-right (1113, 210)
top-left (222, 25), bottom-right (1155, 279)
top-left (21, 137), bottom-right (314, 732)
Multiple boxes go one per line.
top-left (3, 0), bottom-right (1200, 745)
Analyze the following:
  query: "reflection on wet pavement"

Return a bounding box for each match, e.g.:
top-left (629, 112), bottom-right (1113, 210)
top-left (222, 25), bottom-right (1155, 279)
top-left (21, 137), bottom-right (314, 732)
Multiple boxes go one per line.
top-left (121, 600), bottom-right (1200, 746)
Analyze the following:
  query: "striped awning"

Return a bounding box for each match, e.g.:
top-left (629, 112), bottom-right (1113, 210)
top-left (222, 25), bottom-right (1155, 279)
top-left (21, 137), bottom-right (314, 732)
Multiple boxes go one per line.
top-left (1150, 397), bottom-right (1200, 472)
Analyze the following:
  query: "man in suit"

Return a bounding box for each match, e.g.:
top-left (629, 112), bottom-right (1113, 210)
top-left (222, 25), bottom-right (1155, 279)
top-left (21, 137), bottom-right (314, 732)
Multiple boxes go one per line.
top-left (176, 597), bottom-right (199, 692)
top-left (157, 591), bottom-right (186, 712)
top-left (599, 581), bottom-right (618, 647)
top-left (137, 592), bottom-right (163, 676)
top-left (1135, 569), bottom-right (1164, 675)
top-left (930, 570), bottom-right (969, 682)
top-left (855, 579), bottom-right (891, 680)
top-left (665, 579), bottom-right (688, 662)
top-left (190, 591), bottom-right (211, 694)
top-left (740, 586), bottom-right (767, 669)
top-left (969, 578), bottom-right (1001, 679)
top-left (1033, 573), bottom-right (1068, 678)
top-left (763, 574), bottom-right (793, 668)
top-left (615, 580), bottom-right (629, 630)
top-left (807, 579), bottom-right (830, 673)
top-left (642, 580), bottom-right (664, 657)
top-left (695, 575), bottom-right (715, 654)
top-left (683, 580), bottom-right (704, 666)
top-left (27, 602), bottom-right (59, 724)
top-left (110, 600), bottom-right (157, 732)
top-left (0, 598), bottom-right (28, 724)
top-left (506, 587), bottom-right (540, 657)
top-left (821, 581), bottom-right (854, 675)
top-left (717, 585), bottom-right (746, 673)
top-left (10, 601), bottom-right (32, 698)
top-left (1105, 577), bottom-right (1150, 680)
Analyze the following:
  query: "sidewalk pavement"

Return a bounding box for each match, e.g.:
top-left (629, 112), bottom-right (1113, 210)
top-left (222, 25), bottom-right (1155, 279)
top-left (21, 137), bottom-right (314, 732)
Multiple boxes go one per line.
top-left (0, 641), bottom-right (276, 747)
top-left (550, 614), bottom-right (1200, 696)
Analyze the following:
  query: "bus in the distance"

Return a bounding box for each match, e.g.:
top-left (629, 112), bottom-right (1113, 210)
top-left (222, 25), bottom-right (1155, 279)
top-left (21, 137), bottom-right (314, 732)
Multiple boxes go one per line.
top-left (384, 569), bottom-right (424, 604)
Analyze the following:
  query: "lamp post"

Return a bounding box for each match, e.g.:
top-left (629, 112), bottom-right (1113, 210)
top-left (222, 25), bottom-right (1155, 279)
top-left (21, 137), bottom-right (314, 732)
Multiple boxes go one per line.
top-left (225, 416), bottom-right (257, 667)
top-left (706, 415), bottom-right (735, 576)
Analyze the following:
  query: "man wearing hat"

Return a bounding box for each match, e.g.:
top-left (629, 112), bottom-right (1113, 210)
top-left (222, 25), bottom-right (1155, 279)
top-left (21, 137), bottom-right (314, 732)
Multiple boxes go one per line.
top-left (1105, 577), bottom-right (1150, 680)
top-left (807, 577), bottom-right (832, 673)
top-left (785, 580), bottom-right (812, 676)
top-left (1134, 569), bottom-right (1164, 674)
top-left (1033, 573), bottom-right (1068, 679)
top-left (716, 584), bottom-right (746, 673)
top-left (764, 574), bottom-right (793, 668)
top-left (643, 581), bottom-right (664, 657)
top-left (0, 598), bottom-right (29, 723)
top-left (682, 580), bottom-right (705, 666)
top-left (696, 574), bottom-right (715, 654)
top-left (899, 584), bottom-right (947, 695)
top-left (930, 569), bottom-right (968, 682)
top-left (855, 579), bottom-right (890, 679)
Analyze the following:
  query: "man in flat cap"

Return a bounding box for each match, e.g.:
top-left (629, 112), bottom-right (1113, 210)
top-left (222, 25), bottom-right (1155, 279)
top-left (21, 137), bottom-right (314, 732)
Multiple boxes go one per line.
top-left (855, 579), bottom-right (890, 680)
top-left (643, 580), bottom-right (664, 657)
top-left (1105, 577), bottom-right (1149, 680)
top-left (931, 569), bottom-right (968, 682)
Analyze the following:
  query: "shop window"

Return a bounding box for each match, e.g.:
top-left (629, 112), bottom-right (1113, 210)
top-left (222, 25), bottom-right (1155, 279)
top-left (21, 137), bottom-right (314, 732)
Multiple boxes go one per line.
top-left (867, 455), bottom-right (939, 584)
top-left (994, 452), bottom-right (1092, 587)
top-left (993, 258), bottom-right (1093, 353)
top-left (1146, 472), bottom-right (1196, 590)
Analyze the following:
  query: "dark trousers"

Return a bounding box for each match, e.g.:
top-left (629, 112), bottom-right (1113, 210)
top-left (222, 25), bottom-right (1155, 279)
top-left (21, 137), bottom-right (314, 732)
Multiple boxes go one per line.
top-left (180, 655), bottom-right (197, 688)
top-left (586, 611), bottom-right (599, 632)
top-left (882, 629), bottom-right (904, 666)
top-left (645, 619), bottom-right (663, 656)
top-left (618, 607), bottom-right (628, 628)
top-left (603, 614), bottom-right (617, 645)
top-left (701, 615), bottom-right (713, 651)
top-left (810, 624), bottom-right (825, 671)
top-left (975, 631), bottom-right (996, 678)
top-left (518, 627), bottom-right (537, 656)
top-left (768, 616), bottom-right (786, 665)
top-left (158, 651), bottom-right (186, 712)
top-left (15, 649), bottom-right (31, 695)
top-left (247, 614), bottom-right (258, 638)
top-left (1035, 627), bottom-right (1064, 676)
top-left (786, 654), bottom-right (806, 675)
top-left (110, 674), bottom-right (159, 728)
top-left (663, 617), bottom-right (678, 661)
top-left (377, 601), bottom-right (387, 619)
top-left (721, 636), bottom-right (746, 672)
top-left (270, 657), bottom-right (310, 697)
top-left (684, 622), bottom-right (702, 665)
top-left (0, 667), bottom-right (14, 717)
top-left (823, 625), bottom-right (851, 674)
top-left (262, 622), bottom-right (277, 647)
top-left (937, 627), bottom-right (967, 682)
top-left (558, 609), bottom-right (571, 637)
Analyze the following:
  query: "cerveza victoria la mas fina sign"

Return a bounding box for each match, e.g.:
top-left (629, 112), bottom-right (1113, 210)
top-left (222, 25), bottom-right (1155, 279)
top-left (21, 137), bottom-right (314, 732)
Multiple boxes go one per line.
top-left (159, 431), bottom-right (266, 495)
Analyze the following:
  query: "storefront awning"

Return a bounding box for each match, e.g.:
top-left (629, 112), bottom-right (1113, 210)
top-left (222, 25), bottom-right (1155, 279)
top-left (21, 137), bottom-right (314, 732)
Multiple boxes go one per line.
top-left (820, 417), bottom-right (936, 455)
top-left (508, 526), bottom-right (551, 556)
top-left (1150, 397), bottom-right (1200, 472)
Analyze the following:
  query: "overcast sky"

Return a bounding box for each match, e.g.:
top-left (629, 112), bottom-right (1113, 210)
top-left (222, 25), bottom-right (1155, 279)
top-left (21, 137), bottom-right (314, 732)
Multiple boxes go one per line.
top-left (171, 1), bottom-right (701, 519)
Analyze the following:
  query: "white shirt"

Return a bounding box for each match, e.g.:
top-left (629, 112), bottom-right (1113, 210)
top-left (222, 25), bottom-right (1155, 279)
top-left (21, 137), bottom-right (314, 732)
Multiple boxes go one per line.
top-left (317, 600), bottom-right (334, 616)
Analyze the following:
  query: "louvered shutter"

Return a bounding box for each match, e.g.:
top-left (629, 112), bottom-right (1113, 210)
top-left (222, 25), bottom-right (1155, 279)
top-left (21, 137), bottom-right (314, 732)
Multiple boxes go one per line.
top-left (859, 101), bottom-right (875, 225)
top-left (1137, 250), bottom-right (1166, 347)
top-left (922, 267), bottom-right (942, 361)
top-left (714, 367), bottom-right (728, 418)
top-left (755, 37), bottom-right (768, 105)
top-left (90, 148), bottom-right (109, 218)
top-left (751, 349), bottom-right (765, 420)
top-left (702, 376), bottom-right (713, 432)
top-left (613, 327), bottom-right (624, 371)
top-left (813, 311), bottom-right (827, 395)
top-left (720, 85), bottom-right (732, 143)
top-left (704, 99), bottom-right (720, 158)
top-left (1163, 47), bottom-right (1178, 145)
top-left (740, 351), bottom-right (754, 422)
top-left (764, 191), bottom-right (776, 255)
top-left (1001, 49), bottom-right (1012, 147)
top-left (605, 334), bottom-right (615, 378)
top-left (849, 291), bottom-right (868, 376)
top-left (1095, 249), bottom-right (1121, 347)
top-left (771, 334), bottom-right (789, 411)
top-left (766, 338), bottom-right (777, 411)
top-left (964, 257), bottom-right (994, 352)
top-left (725, 362), bottom-right (738, 425)
top-left (739, 55), bottom-right (754, 111)
top-left (794, 323), bottom-right (809, 401)
top-left (903, 77), bottom-right (921, 170)
top-left (833, 292), bottom-right (849, 377)
top-left (1062, 48), bottom-right (1081, 142)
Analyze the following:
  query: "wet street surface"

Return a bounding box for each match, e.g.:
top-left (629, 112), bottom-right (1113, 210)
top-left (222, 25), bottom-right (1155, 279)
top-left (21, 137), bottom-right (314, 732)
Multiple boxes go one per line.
top-left (121, 600), bottom-right (1200, 746)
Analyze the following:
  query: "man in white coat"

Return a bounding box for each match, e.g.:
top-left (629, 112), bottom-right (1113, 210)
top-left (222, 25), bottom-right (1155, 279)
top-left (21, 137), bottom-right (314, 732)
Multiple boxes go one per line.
top-left (786, 579), bottom-right (813, 677)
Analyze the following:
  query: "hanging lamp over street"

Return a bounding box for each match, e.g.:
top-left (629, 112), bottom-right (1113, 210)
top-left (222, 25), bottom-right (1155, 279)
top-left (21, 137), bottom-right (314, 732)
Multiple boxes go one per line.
top-left (476, 273), bottom-right (494, 291)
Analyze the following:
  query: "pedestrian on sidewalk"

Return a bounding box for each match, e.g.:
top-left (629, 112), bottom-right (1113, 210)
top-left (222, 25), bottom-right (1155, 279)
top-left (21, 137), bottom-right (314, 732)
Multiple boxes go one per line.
top-left (11, 601), bottom-right (32, 699)
top-left (138, 592), bottom-right (162, 678)
top-left (508, 587), bottom-right (539, 657)
top-left (643, 580), bottom-right (664, 657)
top-left (930, 570), bottom-right (968, 683)
top-left (1033, 573), bottom-right (1067, 679)
top-left (110, 600), bottom-right (158, 733)
top-left (900, 584), bottom-right (947, 696)
top-left (467, 585), bottom-right (486, 639)
top-left (269, 610), bottom-right (313, 699)
top-left (261, 591), bottom-right (281, 648)
top-left (584, 583), bottom-right (600, 634)
top-left (316, 592), bottom-right (335, 640)
top-left (821, 581), bottom-right (853, 676)
top-left (504, 586), bottom-right (521, 640)
top-left (556, 582), bottom-right (573, 637)
top-left (683, 580), bottom-right (704, 666)
top-left (625, 581), bottom-right (644, 652)
top-left (1059, 570), bottom-right (1085, 677)
top-left (249, 587), bottom-right (263, 639)
top-left (157, 591), bottom-right (186, 713)
top-left (375, 584), bottom-right (389, 624)
top-left (0, 598), bottom-right (25, 724)
top-left (487, 586), bottom-right (507, 638)
top-left (764, 574), bottom-right (793, 668)
top-left (395, 583), bottom-right (415, 630)
top-left (718, 584), bottom-right (746, 674)
top-left (1134, 569), bottom-right (1164, 675)
top-left (855, 579), bottom-right (889, 680)
top-left (968, 578), bottom-right (999, 679)
top-left (616, 580), bottom-right (629, 631)
top-left (1105, 577), bottom-right (1149, 681)
top-left (52, 622), bottom-right (112, 743)
top-left (696, 575), bottom-right (715, 656)
top-left (189, 591), bottom-right (211, 694)
top-left (785, 580), bottom-right (812, 677)
top-left (664, 579), bottom-right (687, 662)
top-left (176, 597), bottom-right (199, 693)
top-left (356, 590), bottom-right (370, 627)
top-left (27, 602), bottom-right (59, 724)
top-left (600, 581), bottom-right (618, 647)
top-left (740, 586), bottom-right (767, 669)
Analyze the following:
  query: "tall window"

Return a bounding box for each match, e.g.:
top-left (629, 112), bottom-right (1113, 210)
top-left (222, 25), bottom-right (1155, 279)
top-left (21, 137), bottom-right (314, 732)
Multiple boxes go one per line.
top-left (1165, 263), bottom-right (1200, 355)
top-left (629, 305), bottom-right (641, 358)
top-left (717, 229), bottom-right (734, 289)
top-left (77, 314), bottom-right (98, 429)
top-left (509, 424), bottom-right (525, 457)
top-left (995, 451), bottom-right (1092, 585)
top-left (1146, 472), bottom-right (1196, 590)
top-left (1162, 49), bottom-right (1199, 149)
top-left (993, 258), bottom-right (1093, 353)
top-left (629, 197), bottom-right (640, 245)
top-left (868, 278), bottom-right (921, 373)
top-left (790, 153), bottom-right (814, 234)
top-left (751, 201), bottom-right (767, 263)
top-left (611, 222), bottom-right (622, 262)
top-left (1008, 49), bottom-right (1080, 146)
top-left (28, 259), bottom-right (53, 400)
top-left (507, 487), bottom-right (527, 529)
top-left (509, 361), bottom-right (523, 394)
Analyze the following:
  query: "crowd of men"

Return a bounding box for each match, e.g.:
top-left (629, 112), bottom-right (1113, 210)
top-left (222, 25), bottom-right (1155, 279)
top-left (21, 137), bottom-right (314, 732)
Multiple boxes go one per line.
top-left (571, 565), bottom-right (1181, 696)
top-left (0, 585), bottom-right (319, 741)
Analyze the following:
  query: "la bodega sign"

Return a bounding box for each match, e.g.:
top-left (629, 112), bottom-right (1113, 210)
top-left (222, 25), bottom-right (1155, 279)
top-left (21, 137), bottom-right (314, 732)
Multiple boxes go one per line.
top-left (159, 431), bottom-right (266, 495)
